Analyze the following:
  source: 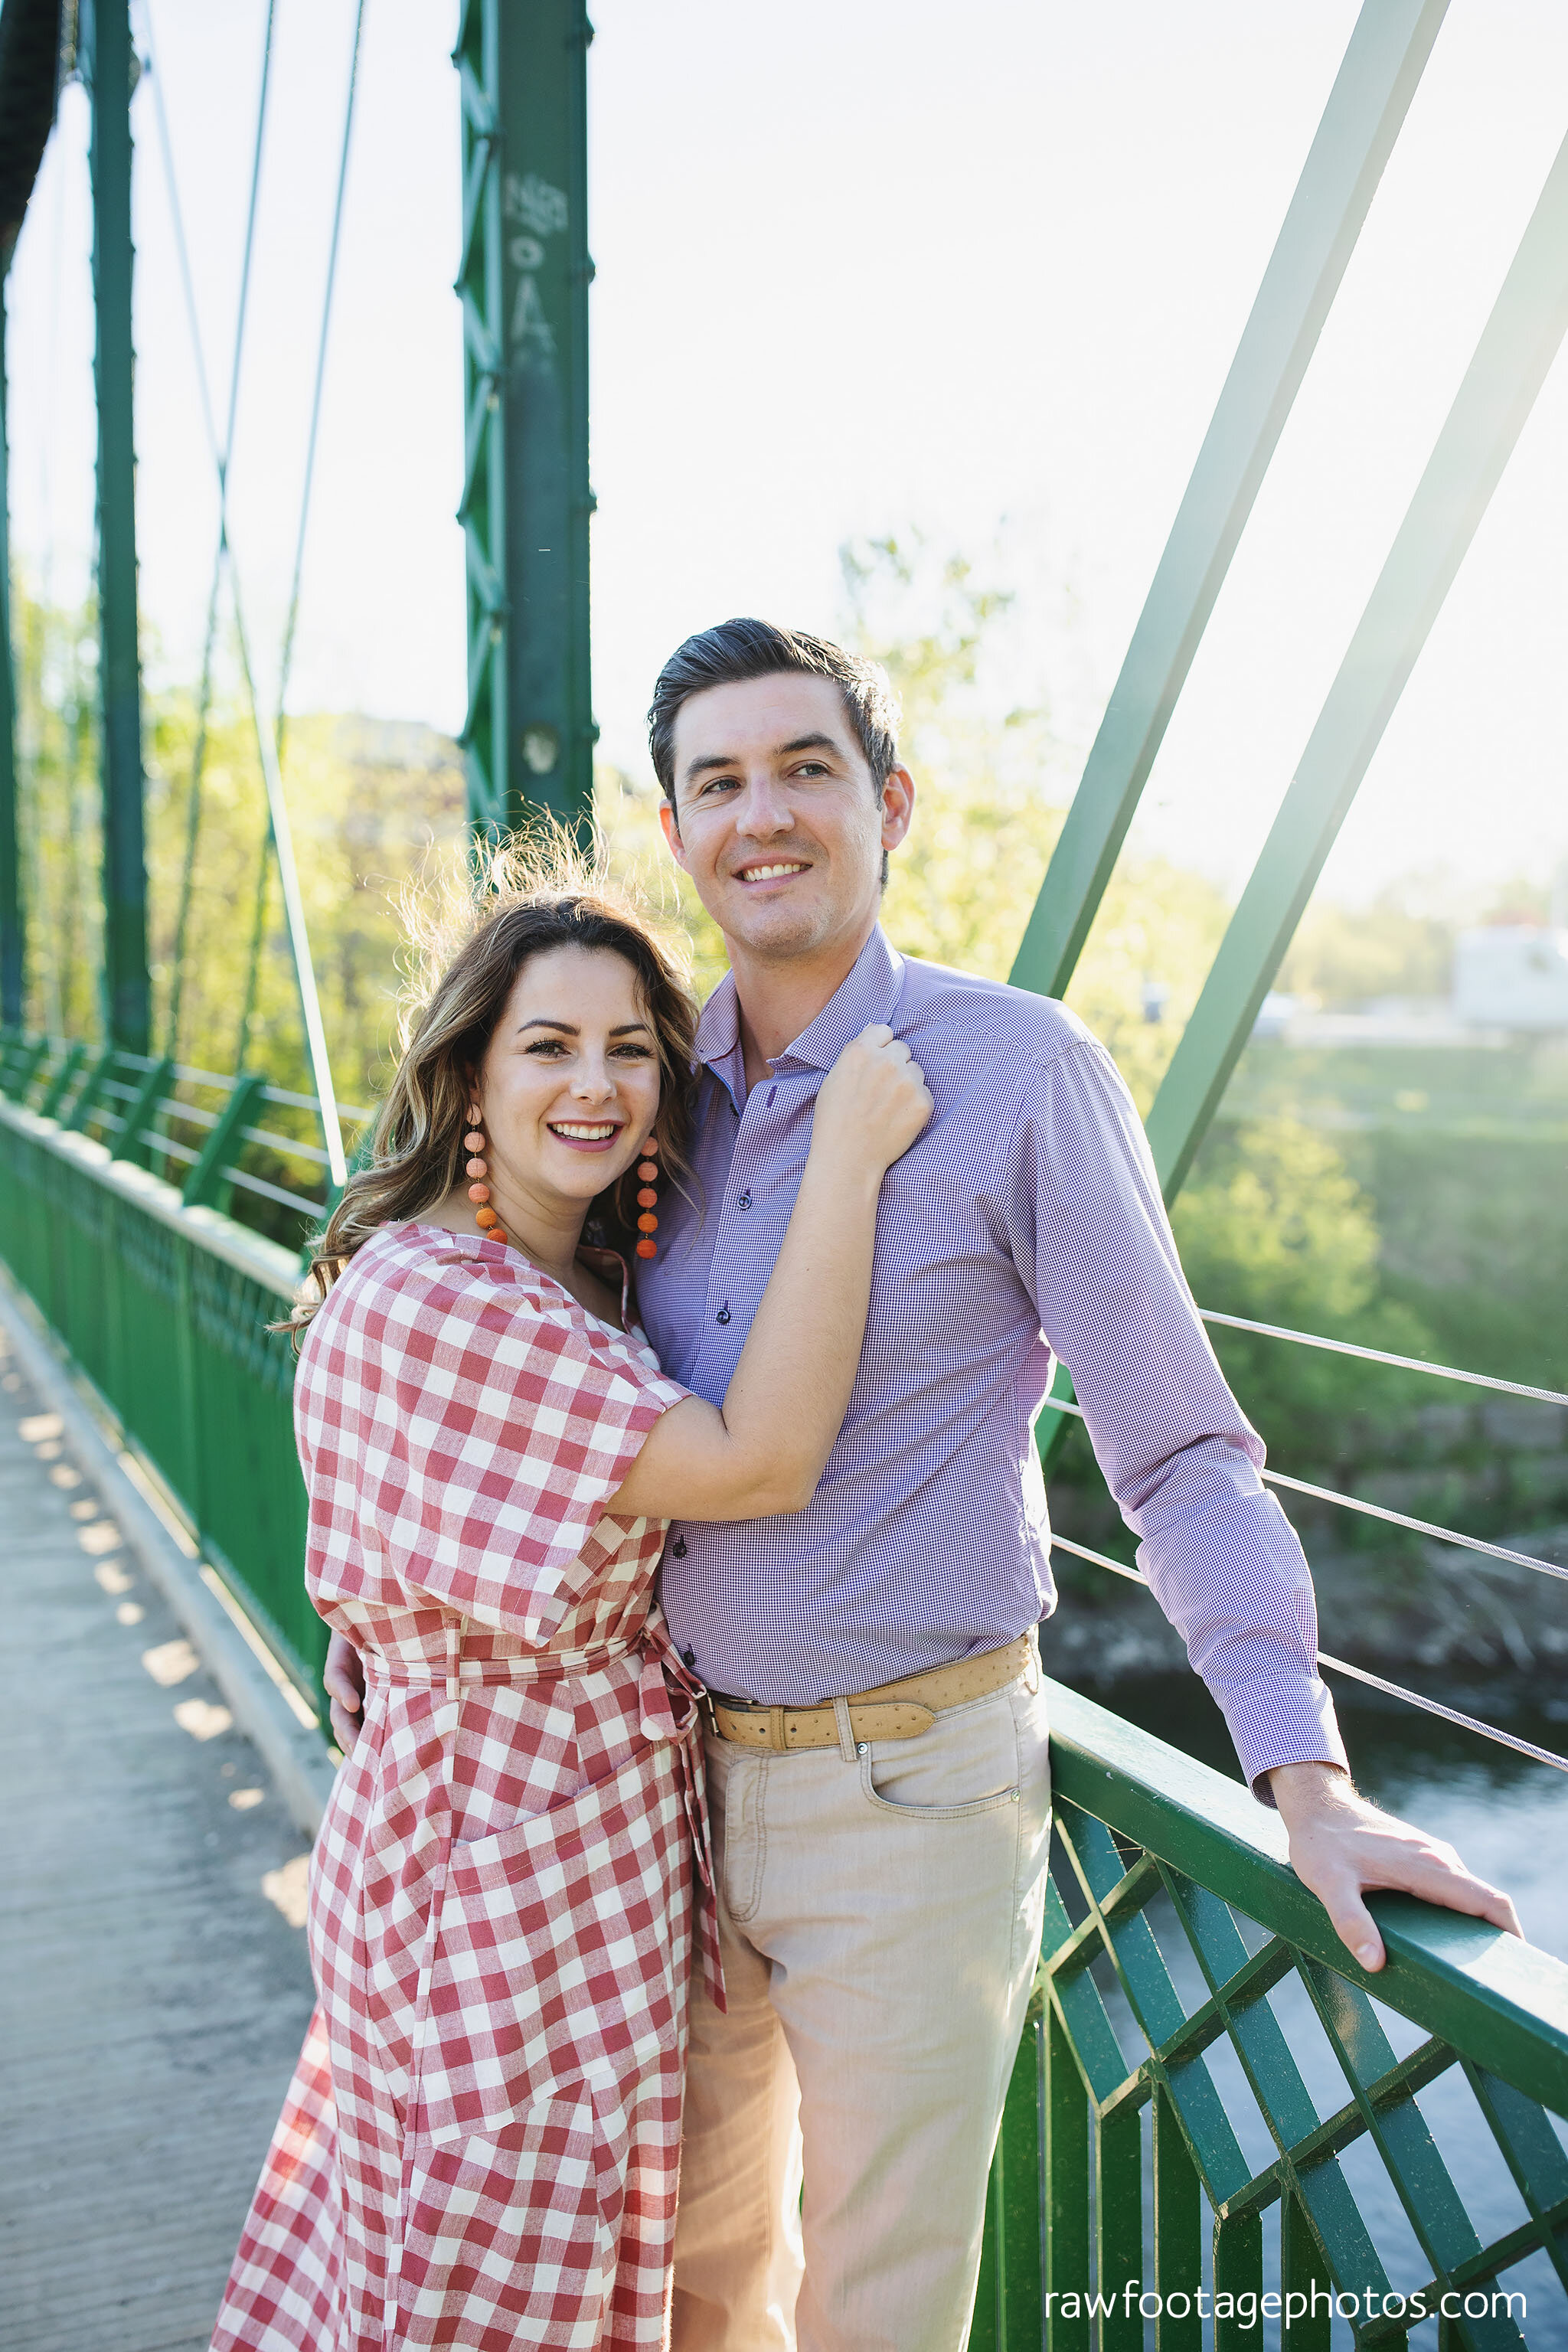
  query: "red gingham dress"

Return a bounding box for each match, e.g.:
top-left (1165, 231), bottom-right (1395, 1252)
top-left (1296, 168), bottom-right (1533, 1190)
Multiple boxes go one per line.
top-left (211, 1223), bottom-right (719, 2352)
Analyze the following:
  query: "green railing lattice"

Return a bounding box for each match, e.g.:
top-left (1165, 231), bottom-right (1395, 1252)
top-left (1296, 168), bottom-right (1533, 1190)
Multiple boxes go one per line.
top-left (971, 1684), bottom-right (1568, 2350)
top-left (0, 1073), bottom-right (322, 1695)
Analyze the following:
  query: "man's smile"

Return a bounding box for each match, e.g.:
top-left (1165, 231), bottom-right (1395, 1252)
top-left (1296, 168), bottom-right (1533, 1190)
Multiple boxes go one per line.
top-left (733, 859), bottom-right (812, 885)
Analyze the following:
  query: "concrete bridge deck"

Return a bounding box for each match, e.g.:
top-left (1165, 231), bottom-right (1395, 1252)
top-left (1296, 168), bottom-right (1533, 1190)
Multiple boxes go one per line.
top-left (0, 1318), bottom-right (316, 2352)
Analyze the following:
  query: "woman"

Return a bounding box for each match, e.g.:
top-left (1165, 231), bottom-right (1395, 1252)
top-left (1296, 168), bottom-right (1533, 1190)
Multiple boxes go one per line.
top-left (211, 860), bottom-right (931, 2352)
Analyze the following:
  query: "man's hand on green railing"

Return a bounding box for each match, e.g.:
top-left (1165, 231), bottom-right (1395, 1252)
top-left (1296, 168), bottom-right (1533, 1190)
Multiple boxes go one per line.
top-left (324, 1631), bottom-right (366, 1754)
top-left (1267, 1760), bottom-right (1523, 1971)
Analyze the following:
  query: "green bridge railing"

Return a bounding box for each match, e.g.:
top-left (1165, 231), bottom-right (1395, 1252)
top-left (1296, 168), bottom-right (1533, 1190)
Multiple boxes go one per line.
top-left (3, 1034), bottom-right (1567, 2350)
top-left (973, 1687), bottom-right (1568, 2352)
top-left (0, 1034), bottom-right (325, 1691)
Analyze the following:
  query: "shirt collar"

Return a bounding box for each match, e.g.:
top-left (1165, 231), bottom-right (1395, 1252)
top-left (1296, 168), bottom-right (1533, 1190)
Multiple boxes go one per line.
top-left (694, 925), bottom-right (907, 1095)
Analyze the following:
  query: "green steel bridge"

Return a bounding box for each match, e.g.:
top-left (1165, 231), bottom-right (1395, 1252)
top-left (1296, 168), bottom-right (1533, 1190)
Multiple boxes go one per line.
top-left (2, 2), bottom-right (1568, 2344)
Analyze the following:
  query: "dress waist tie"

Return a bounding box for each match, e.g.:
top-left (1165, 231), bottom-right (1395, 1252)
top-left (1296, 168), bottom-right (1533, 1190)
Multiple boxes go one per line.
top-left (365, 1632), bottom-right (638, 1687)
top-left (637, 1617), bottom-right (726, 2014)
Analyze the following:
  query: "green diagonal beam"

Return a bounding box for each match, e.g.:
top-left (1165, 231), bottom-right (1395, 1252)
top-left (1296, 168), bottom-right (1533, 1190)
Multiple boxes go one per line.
top-left (1008, 0), bottom-right (1449, 1004)
top-left (1145, 122), bottom-right (1568, 1201)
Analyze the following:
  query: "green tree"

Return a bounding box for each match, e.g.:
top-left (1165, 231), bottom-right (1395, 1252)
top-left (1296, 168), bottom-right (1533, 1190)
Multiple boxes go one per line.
top-left (842, 533), bottom-right (1067, 983)
top-left (595, 765), bottom-right (729, 1004)
top-left (839, 534), bottom-right (1235, 1114)
top-left (12, 580), bottom-right (103, 1040)
top-left (1173, 1117), bottom-right (1436, 1461)
top-left (1277, 889), bottom-right (1453, 1008)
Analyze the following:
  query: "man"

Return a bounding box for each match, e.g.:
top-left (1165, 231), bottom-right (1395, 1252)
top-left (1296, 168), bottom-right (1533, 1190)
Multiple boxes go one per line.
top-left (327, 619), bottom-right (1517, 2352)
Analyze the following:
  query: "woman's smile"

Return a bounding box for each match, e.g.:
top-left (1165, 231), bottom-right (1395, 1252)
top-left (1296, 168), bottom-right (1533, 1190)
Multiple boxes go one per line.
top-left (546, 1116), bottom-right (625, 1152)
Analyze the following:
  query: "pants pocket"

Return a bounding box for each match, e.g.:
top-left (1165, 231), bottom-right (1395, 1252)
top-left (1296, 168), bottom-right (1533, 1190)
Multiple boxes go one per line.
top-left (414, 1749), bottom-right (685, 2146)
top-left (857, 1690), bottom-right (1023, 1822)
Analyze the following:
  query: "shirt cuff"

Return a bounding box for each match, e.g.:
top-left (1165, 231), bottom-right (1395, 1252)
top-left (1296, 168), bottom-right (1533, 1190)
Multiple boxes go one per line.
top-left (1208, 1671), bottom-right (1349, 1803)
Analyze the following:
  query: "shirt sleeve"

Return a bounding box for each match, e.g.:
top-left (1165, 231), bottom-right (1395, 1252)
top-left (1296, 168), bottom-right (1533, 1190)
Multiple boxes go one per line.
top-left (372, 1258), bottom-right (689, 1644)
top-left (1002, 1037), bottom-right (1348, 1796)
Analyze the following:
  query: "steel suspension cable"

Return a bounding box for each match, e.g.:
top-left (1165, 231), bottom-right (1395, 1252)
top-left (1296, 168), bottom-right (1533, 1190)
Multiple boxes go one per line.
top-left (142, 0), bottom-right (276, 1067)
top-left (273, 0), bottom-right (366, 768)
top-left (1197, 1308), bottom-right (1568, 1413)
top-left (1045, 1531), bottom-right (1568, 1777)
top-left (227, 577), bottom-right (347, 1186)
top-left (143, 0), bottom-right (355, 1186)
top-left (1037, 1390), bottom-right (1568, 1584)
top-left (1261, 1465), bottom-right (1568, 1584)
top-left (235, 0), bottom-right (365, 1191)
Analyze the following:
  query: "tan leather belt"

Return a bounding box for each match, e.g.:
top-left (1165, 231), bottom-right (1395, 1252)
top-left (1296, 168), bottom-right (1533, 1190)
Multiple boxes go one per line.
top-left (706, 1633), bottom-right (1034, 1753)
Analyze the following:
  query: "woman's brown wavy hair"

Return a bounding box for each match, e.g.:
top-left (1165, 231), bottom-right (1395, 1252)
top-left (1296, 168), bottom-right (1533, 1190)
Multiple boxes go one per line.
top-left (281, 835), bottom-right (698, 1341)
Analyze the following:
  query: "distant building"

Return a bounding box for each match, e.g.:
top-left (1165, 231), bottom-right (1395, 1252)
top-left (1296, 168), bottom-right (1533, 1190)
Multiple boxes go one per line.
top-left (1252, 992), bottom-right (1485, 1047)
top-left (1453, 926), bottom-right (1568, 1031)
top-left (1251, 991), bottom-right (1302, 1039)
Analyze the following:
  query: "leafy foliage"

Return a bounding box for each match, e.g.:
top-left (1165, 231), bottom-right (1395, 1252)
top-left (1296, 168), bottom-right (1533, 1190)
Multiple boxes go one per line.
top-left (841, 534), bottom-right (1234, 1115)
top-left (11, 586), bottom-right (104, 1041)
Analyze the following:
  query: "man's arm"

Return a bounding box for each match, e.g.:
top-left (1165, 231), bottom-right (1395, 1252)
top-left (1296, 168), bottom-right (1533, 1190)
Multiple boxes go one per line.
top-left (1007, 1035), bottom-right (1522, 1965)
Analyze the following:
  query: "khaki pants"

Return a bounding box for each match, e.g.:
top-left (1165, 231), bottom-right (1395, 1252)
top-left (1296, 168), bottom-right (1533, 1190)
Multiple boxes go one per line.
top-left (671, 1650), bottom-right (1051, 2352)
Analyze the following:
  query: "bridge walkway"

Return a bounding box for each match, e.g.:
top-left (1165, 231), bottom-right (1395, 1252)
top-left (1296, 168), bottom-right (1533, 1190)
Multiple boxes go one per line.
top-left (0, 1317), bottom-right (316, 2352)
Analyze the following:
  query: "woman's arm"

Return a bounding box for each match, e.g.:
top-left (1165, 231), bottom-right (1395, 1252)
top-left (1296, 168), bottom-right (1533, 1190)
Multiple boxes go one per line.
top-left (609, 1024), bottom-right (931, 1523)
top-left (318, 1028), bottom-right (929, 1744)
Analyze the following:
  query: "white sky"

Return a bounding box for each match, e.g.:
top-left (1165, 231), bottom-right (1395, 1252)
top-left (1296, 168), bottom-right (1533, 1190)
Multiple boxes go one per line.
top-left (6, 0), bottom-right (1568, 906)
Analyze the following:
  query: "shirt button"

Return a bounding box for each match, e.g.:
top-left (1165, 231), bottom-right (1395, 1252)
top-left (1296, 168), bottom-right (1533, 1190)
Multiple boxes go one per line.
top-left (683, 1645), bottom-right (696, 1668)
top-left (716, 1304), bottom-right (731, 1325)
top-left (672, 1537), bottom-right (688, 1557)
top-left (737, 1191), bottom-right (752, 1210)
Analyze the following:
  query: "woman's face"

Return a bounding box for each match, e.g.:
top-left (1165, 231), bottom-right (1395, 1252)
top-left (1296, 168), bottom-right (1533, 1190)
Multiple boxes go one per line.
top-left (475, 945), bottom-right (662, 1214)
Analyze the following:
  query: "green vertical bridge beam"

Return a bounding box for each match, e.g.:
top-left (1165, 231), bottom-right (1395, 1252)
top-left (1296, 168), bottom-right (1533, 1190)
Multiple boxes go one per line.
top-left (84, 0), bottom-right (150, 1057)
top-left (1008, 0), bottom-right (1448, 1006)
top-left (1144, 123), bottom-right (1568, 1202)
top-left (0, 274), bottom-right (21, 1028)
top-left (456, 0), bottom-right (595, 844)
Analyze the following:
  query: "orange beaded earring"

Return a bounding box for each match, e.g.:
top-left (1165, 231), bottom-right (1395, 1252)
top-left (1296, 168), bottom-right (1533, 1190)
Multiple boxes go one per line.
top-left (634, 1136), bottom-right (660, 1260)
top-left (465, 1102), bottom-right (508, 1246)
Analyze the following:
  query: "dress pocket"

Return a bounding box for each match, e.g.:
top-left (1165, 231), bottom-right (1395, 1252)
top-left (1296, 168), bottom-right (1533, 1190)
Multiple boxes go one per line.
top-left (415, 1747), bottom-right (686, 2145)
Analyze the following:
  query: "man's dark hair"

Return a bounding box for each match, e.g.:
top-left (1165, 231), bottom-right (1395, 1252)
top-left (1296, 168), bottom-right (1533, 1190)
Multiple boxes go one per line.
top-left (647, 619), bottom-right (901, 808)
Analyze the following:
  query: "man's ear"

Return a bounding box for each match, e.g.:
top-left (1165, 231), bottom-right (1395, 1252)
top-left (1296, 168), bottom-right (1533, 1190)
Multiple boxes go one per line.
top-left (880, 765), bottom-right (916, 854)
top-left (658, 798), bottom-right (690, 871)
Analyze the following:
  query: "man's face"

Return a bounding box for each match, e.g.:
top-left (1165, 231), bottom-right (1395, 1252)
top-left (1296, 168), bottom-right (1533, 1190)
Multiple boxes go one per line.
top-left (658, 672), bottom-right (913, 964)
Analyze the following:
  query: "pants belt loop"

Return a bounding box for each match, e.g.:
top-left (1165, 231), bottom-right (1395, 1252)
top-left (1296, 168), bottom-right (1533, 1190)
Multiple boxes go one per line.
top-left (769, 1706), bottom-right (788, 1753)
top-left (831, 1695), bottom-right (858, 1764)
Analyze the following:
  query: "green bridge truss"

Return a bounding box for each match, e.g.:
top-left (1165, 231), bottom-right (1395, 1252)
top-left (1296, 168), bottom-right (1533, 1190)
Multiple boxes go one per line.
top-left (2, 0), bottom-right (1568, 2342)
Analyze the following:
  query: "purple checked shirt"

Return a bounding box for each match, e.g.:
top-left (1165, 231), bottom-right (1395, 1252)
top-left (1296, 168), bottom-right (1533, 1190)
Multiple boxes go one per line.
top-left (636, 926), bottom-right (1347, 1791)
